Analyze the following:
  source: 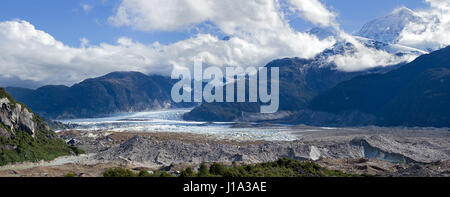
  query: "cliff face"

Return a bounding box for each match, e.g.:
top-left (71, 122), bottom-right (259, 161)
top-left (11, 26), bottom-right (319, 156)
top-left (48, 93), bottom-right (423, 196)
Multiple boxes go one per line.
top-left (0, 88), bottom-right (78, 166)
top-left (0, 97), bottom-right (41, 138)
top-left (1, 88), bottom-right (37, 138)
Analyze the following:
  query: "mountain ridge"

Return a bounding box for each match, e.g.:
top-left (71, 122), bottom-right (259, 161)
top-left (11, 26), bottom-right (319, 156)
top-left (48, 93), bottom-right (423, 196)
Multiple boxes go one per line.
top-left (309, 45), bottom-right (450, 127)
top-left (7, 71), bottom-right (194, 119)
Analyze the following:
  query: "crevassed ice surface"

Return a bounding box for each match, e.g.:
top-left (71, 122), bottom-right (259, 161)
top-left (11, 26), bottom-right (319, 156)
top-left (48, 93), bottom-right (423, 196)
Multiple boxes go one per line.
top-left (59, 109), bottom-right (298, 141)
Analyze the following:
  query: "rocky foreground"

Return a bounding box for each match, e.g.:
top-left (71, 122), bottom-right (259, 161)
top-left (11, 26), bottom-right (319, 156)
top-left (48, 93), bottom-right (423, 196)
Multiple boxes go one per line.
top-left (1, 126), bottom-right (448, 177)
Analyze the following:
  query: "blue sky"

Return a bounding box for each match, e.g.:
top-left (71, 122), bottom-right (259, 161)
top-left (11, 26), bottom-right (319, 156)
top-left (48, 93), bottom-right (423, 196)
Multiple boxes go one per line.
top-left (0, 0), bottom-right (429, 46)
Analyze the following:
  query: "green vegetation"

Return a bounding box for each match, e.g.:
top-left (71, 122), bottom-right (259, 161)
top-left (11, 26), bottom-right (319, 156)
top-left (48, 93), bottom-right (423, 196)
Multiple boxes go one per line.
top-left (0, 129), bottom-right (78, 166)
top-left (104, 158), bottom-right (359, 177)
top-left (0, 88), bottom-right (17, 104)
top-left (0, 123), bottom-right (11, 132)
top-left (104, 167), bottom-right (175, 177)
top-left (69, 146), bottom-right (86, 155)
top-left (0, 88), bottom-right (83, 166)
top-left (0, 87), bottom-right (31, 112)
top-left (179, 166), bottom-right (196, 177)
top-left (104, 167), bottom-right (137, 177)
top-left (186, 158), bottom-right (358, 177)
top-left (65, 173), bottom-right (76, 177)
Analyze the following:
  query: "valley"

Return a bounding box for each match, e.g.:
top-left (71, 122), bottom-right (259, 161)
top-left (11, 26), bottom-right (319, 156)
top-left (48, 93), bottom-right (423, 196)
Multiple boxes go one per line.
top-left (0, 3), bottom-right (449, 179)
top-left (1, 109), bottom-right (448, 177)
top-left (0, 128), bottom-right (448, 177)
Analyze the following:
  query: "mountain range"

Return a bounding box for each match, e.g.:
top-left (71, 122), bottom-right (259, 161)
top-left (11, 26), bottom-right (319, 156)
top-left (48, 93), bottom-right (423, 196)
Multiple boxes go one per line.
top-left (2, 7), bottom-right (449, 128)
top-left (183, 41), bottom-right (408, 122)
top-left (309, 45), bottom-right (450, 127)
top-left (186, 45), bottom-right (450, 127)
top-left (7, 72), bottom-right (193, 119)
top-left (183, 8), bottom-right (450, 127)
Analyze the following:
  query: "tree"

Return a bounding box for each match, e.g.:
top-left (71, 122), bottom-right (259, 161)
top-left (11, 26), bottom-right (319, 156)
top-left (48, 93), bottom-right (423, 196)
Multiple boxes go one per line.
top-left (179, 167), bottom-right (195, 177)
top-left (197, 162), bottom-right (210, 177)
top-left (209, 162), bottom-right (226, 176)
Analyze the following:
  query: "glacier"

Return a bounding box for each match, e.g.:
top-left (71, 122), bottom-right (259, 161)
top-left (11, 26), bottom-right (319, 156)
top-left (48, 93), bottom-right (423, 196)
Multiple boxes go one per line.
top-left (59, 109), bottom-right (299, 141)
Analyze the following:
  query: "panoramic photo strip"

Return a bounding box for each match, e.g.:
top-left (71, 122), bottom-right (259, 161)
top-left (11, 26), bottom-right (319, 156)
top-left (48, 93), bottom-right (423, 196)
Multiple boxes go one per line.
top-left (0, 0), bottom-right (449, 195)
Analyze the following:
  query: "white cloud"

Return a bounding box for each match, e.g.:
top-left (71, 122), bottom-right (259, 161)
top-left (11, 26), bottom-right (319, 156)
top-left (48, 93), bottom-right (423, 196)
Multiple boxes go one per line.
top-left (108, 0), bottom-right (337, 35)
top-left (397, 0), bottom-right (450, 51)
top-left (328, 33), bottom-right (418, 71)
top-left (297, 3), bottom-right (418, 72)
top-left (425, 0), bottom-right (450, 8)
top-left (109, 0), bottom-right (210, 31)
top-left (80, 37), bottom-right (89, 48)
top-left (0, 19), bottom-right (334, 86)
top-left (109, 0), bottom-right (406, 73)
top-left (287, 0), bottom-right (337, 27)
top-left (0, 20), bottom-right (153, 86)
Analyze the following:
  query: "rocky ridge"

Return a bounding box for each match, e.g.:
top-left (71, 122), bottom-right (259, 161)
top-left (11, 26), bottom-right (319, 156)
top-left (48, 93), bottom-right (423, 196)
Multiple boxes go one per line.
top-left (0, 88), bottom-right (77, 166)
top-left (0, 88), bottom-right (48, 138)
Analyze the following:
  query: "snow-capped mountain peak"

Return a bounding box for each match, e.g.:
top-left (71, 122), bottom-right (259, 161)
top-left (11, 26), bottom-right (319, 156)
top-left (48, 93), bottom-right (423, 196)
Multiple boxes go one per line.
top-left (357, 6), bottom-right (425, 44)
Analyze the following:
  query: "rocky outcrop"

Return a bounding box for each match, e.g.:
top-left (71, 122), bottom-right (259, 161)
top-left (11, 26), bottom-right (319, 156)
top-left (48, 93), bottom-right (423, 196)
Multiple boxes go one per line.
top-left (0, 88), bottom-right (77, 166)
top-left (0, 97), bottom-right (37, 136)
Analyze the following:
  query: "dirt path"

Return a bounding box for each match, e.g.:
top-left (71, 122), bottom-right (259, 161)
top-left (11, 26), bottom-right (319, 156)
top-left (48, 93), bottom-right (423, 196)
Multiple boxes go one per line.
top-left (0, 154), bottom-right (94, 172)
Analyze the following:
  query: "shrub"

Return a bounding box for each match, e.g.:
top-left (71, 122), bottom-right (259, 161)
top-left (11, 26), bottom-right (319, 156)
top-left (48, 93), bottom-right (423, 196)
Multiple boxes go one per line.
top-left (138, 170), bottom-right (152, 177)
top-left (209, 162), bottom-right (227, 176)
top-left (65, 173), bottom-right (76, 177)
top-left (69, 146), bottom-right (86, 155)
top-left (197, 162), bottom-right (210, 177)
top-left (104, 167), bottom-right (175, 177)
top-left (104, 167), bottom-right (137, 177)
top-left (179, 167), bottom-right (195, 177)
top-left (0, 130), bottom-right (78, 166)
top-left (178, 158), bottom-right (358, 177)
top-left (102, 158), bottom-right (359, 178)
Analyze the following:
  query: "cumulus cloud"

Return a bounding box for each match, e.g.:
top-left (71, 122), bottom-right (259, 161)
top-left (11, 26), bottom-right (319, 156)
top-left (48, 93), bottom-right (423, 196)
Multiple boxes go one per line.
top-left (0, 0), bottom-right (343, 87)
top-left (0, 20), bottom-right (154, 85)
top-left (109, 0), bottom-right (210, 31)
top-left (0, 19), bottom-right (334, 87)
top-left (109, 0), bottom-right (338, 35)
top-left (287, 0), bottom-right (337, 27)
top-left (397, 0), bottom-right (450, 51)
top-left (109, 0), bottom-right (410, 72)
top-left (1, 0), bottom-right (446, 87)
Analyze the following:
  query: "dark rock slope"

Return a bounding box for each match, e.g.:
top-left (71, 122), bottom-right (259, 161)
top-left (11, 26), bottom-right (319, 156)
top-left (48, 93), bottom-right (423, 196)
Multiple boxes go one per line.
top-left (309, 46), bottom-right (450, 127)
top-left (184, 56), bottom-right (398, 122)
